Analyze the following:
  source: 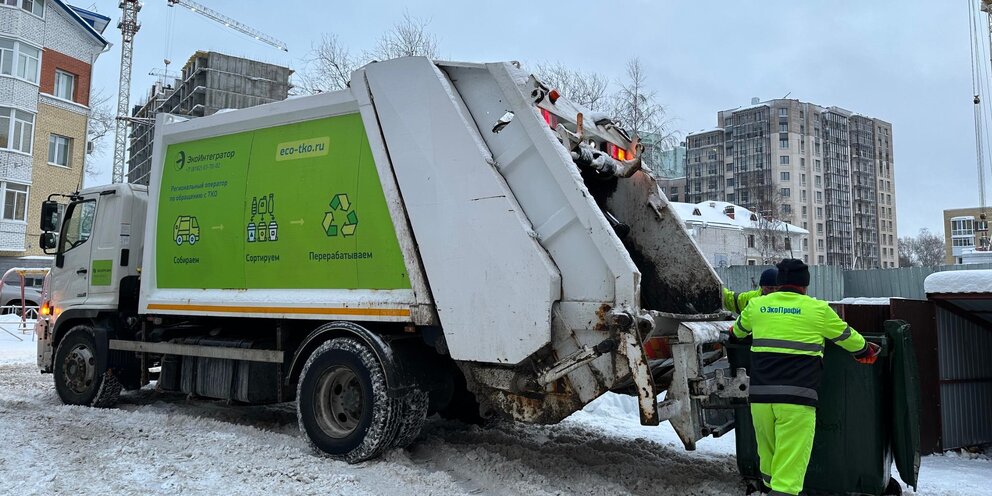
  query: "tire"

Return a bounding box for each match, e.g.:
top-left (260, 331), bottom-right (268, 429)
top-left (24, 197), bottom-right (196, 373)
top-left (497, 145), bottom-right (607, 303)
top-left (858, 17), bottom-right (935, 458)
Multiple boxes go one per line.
top-left (53, 326), bottom-right (121, 408)
top-left (297, 337), bottom-right (404, 463)
top-left (392, 388), bottom-right (429, 449)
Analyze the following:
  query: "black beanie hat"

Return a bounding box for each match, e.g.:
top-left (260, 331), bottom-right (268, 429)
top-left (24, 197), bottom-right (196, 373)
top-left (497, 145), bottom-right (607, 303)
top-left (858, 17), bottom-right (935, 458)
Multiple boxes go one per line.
top-left (776, 258), bottom-right (810, 287)
top-left (759, 268), bottom-right (778, 287)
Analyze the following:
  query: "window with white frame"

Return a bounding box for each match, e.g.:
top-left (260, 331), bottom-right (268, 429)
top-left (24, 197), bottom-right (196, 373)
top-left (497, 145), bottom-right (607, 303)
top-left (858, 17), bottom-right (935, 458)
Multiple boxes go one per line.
top-left (0, 107), bottom-right (35, 153)
top-left (20, 0), bottom-right (43, 16)
top-left (2, 182), bottom-right (28, 221)
top-left (48, 134), bottom-right (71, 166)
top-left (0, 36), bottom-right (40, 83)
top-left (54, 70), bottom-right (74, 101)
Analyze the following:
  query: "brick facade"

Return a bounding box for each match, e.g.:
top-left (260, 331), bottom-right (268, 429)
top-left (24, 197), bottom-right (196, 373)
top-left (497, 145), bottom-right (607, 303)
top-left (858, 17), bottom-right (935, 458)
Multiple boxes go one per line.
top-left (12, 103), bottom-right (88, 257)
top-left (39, 49), bottom-right (91, 106)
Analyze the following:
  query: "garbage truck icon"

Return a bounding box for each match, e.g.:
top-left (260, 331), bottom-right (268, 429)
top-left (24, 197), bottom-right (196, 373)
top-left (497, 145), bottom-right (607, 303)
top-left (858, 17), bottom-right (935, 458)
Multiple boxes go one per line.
top-left (174, 215), bottom-right (200, 245)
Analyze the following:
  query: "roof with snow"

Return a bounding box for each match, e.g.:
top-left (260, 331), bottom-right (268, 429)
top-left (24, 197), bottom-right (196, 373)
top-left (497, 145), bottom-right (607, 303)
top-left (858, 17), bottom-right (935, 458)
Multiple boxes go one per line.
top-left (686, 127), bottom-right (724, 137)
top-left (924, 270), bottom-right (992, 294)
top-left (669, 200), bottom-right (808, 234)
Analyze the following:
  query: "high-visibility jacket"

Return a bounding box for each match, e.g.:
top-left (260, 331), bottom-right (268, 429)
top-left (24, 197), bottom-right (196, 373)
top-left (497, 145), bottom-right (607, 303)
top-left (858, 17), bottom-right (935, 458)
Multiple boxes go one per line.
top-left (722, 288), bottom-right (761, 314)
top-left (732, 288), bottom-right (869, 406)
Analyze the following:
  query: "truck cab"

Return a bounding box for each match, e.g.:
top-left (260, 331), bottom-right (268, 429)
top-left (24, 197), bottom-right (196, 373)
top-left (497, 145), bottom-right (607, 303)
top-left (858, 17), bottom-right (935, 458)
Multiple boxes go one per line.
top-left (36, 183), bottom-right (147, 371)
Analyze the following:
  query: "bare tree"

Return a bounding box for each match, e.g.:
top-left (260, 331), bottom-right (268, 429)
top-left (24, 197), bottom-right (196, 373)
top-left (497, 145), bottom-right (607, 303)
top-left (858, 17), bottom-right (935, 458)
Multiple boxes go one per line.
top-left (897, 237), bottom-right (914, 267)
top-left (366, 12), bottom-right (439, 61)
top-left (296, 34), bottom-right (356, 93)
top-left (534, 62), bottom-right (610, 111)
top-left (85, 88), bottom-right (115, 177)
top-left (901, 228), bottom-right (946, 267)
top-left (298, 12), bottom-right (439, 94)
top-left (611, 58), bottom-right (676, 144)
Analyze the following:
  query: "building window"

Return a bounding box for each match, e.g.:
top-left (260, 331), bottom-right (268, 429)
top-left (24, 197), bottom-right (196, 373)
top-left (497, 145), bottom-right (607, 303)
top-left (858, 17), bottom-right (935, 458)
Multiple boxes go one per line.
top-left (54, 70), bottom-right (75, 101)
top-left (817, 239), bottom-right (824, 249)
top-left (48, 134), bottom-right (71, 166)
top-left (2, 182), bottom-right (28, 221)
top-left (747, 259), bottom-right (757, 266)
top-left (779, 108), bottom-right (788, 117)
top-left (784, 237), bottom-right (792, 250)
top-left (670, 186), bottom-right (678, 194)
top-left (780, 187), bottom-right (791, 197)
top-left (782, 204), bottom-right (792, 215)
top-left (21, 0), bottom-right (43, 16)
top-left (818, 255), bottom-right (825, 264)
top-left (0, 107), bottom-right (35, 153)
top-left (816, 207), bottom-right (823, 219)
top-left (0, 37), bottom-right (40, 84)
top-left (779, 138), bottom-right (789, 149)
top-left (815, 191), bottom-right (823, 203)
top-left (779, 156), bottom-right (790, 165)
top-left (779, 123), bottom-right (788, 133)
top-left (748, 235), bottom-right (755, 248)
top-left (780, 171), bottom-right (790, 181)
top-left (817, 223), bottom-right (823, 234)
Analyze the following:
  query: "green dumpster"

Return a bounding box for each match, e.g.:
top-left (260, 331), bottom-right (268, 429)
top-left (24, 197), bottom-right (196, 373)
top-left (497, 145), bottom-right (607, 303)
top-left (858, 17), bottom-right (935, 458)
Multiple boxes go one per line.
top-left (728, 320), bottom-right (920, 495)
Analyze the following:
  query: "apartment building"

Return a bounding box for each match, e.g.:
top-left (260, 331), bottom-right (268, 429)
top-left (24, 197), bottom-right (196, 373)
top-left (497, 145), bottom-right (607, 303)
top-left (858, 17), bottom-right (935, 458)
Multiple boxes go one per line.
top-left (0, 1), bottom-right (109, 268)
top-left (684, 98), bottom-right (897, 268)
top-left (943, 207), bottom-right (992, 265)
top-left (126, 51), bottom-right (292, 185)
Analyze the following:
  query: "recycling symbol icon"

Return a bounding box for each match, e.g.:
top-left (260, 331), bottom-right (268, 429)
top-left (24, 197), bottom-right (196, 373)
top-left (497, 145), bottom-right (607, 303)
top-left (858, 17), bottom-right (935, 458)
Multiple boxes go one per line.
top-left (322, 193), bottom-right (358, 237)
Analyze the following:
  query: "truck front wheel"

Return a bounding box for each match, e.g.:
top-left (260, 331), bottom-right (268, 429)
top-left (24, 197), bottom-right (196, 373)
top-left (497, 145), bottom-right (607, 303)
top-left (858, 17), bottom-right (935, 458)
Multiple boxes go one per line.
top-left (53, 326), bottom-right (121, 408)
top-left (297, 337), bottom-right (406, 463)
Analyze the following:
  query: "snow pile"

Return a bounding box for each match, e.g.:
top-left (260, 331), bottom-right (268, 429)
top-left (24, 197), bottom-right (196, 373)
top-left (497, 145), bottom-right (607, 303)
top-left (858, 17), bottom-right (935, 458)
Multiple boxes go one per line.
top-left (1, 336), bottom-right (990, 495)
top-left (925, 270), bottom-right (992, 294)
top-left (833, 297), bottom-right (893, 306)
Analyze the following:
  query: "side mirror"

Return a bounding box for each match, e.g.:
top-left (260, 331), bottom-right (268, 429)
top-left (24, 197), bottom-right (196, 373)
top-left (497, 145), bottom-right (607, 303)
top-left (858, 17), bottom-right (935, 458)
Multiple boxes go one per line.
top-left (40, 201), bottom-right (59, 232)
top-left (39, 232), bottom-right (57, 253)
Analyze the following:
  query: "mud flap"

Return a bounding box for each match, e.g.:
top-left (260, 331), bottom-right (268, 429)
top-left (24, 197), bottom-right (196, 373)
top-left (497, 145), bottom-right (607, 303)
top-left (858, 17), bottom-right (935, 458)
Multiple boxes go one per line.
top-left (886, 320), bottom-right (921, 490)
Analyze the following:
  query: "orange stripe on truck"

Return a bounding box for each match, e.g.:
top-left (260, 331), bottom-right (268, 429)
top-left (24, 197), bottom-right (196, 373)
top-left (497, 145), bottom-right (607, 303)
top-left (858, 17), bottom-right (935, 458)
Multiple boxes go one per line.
top-left (146, 303), bottom-right (411, 317)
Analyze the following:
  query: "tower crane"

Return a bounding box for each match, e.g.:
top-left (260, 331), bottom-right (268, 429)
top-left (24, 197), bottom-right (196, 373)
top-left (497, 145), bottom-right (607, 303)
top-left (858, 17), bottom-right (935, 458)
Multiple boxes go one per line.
top-left (111, 1), bottom-right (288, 184)
top-left (971, 0), bottom-right (992, 250)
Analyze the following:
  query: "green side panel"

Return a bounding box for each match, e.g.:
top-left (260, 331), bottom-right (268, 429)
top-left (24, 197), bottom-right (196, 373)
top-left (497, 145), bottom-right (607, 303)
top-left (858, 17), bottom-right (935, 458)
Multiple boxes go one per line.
top-left (886, 319), bottom-right (921, 490)
top-left (156, 114), bottom-right (411, 290)
top-left (91, 260), bottom-right (113, 286)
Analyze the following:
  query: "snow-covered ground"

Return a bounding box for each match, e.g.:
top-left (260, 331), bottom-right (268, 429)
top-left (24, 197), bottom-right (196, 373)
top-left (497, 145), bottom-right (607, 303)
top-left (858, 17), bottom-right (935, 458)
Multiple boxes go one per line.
top-left (1, 325), bottom-right (989, 496)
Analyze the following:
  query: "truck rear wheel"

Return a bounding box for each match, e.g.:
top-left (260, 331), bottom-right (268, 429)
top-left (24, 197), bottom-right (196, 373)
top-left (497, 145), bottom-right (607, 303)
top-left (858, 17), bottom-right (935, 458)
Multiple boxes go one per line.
top-left (53, 325), bottom-right (121, 408)
top-left (297, 337), bottom-right (408, 462)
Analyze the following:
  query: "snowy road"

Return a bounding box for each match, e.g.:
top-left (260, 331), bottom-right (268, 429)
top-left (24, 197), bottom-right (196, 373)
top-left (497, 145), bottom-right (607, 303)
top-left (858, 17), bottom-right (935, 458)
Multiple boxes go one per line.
top-left (1, 331), bottom-right (989, 496)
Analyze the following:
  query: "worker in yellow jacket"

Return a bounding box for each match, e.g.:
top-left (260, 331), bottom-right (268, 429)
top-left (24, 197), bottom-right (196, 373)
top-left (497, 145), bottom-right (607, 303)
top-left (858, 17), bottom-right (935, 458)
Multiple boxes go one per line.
top-left (722, 268), bottom-right (778, 314)
top-left (731, 259), bottom-right (880, 496)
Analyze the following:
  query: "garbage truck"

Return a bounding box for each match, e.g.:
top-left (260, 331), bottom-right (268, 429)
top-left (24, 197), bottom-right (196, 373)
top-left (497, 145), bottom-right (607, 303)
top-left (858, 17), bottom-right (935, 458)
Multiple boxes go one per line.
top-left (34, 57), bottom-right (745, 462)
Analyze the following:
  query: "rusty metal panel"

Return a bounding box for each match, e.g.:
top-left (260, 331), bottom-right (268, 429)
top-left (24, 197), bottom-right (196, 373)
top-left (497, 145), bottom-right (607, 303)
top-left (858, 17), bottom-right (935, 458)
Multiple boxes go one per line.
top-left (830, 303), bottom-right (891, 336)
top-left (890, 299), bottom-right (941, 454)
top-left (934, 307), bottom-right (992, 449)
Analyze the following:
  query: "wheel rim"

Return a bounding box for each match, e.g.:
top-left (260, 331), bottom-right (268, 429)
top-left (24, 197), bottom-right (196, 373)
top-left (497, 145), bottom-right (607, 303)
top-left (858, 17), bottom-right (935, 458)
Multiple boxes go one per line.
top-left (63, 344), bottom-right (96, 394)
top-left (314, 365), bottom-right (364, 438)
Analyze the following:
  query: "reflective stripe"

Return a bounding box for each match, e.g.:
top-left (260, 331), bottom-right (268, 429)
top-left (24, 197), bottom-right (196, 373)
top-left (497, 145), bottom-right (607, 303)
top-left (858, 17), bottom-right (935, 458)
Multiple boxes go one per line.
top-left (828, 326), bottom-right (852, 343)
top-left (735, 316), bottom-right (751, 334)
top-left (750, 385), bottom-right (819, 401)
top-left (752, 338), bottom-right (823, 353)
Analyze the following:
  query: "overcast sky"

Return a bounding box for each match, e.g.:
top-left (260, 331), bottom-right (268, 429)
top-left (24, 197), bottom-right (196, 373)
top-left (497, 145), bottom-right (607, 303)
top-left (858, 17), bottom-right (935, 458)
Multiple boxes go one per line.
top-left (81, 0), bottom-right (977, 237)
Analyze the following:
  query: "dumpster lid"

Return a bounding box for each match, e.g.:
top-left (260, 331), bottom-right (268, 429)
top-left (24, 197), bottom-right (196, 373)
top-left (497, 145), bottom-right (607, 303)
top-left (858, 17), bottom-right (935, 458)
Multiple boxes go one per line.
top-left (886, 319), bottom-right (921, 490)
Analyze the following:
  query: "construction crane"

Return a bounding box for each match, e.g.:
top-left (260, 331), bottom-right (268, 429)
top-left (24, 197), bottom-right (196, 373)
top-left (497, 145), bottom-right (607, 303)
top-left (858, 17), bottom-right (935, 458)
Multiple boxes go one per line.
top-left (112, 0), bottom-right (141, 185)
top-left (166, 0), bottom-right (288, 52)
top-left (111, 1), bottom-right (287, 184)
top-left (973, 1), bottom-right (992, 250)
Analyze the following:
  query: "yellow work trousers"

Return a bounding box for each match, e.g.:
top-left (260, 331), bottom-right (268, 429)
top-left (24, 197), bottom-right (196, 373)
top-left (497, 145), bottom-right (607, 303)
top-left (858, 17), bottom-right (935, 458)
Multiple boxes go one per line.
top-left (750, 403), bottom-right (817, 496)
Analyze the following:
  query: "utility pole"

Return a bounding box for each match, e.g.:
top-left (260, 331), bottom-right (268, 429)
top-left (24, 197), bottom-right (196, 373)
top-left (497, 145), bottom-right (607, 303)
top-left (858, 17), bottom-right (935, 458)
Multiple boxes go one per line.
top-left (113, 0), bottom-right (141, 184)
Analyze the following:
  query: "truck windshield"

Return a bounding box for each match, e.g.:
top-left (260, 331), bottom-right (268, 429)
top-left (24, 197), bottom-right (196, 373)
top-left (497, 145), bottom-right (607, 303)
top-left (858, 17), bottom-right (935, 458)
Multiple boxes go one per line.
top-left (61, 200), bottom-right (95, 252)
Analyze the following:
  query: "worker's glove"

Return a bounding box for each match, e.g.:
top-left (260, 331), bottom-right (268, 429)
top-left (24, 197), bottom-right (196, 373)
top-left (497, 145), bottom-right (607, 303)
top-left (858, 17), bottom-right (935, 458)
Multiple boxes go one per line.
top-left (854, 342), bottom-right (881, 365)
